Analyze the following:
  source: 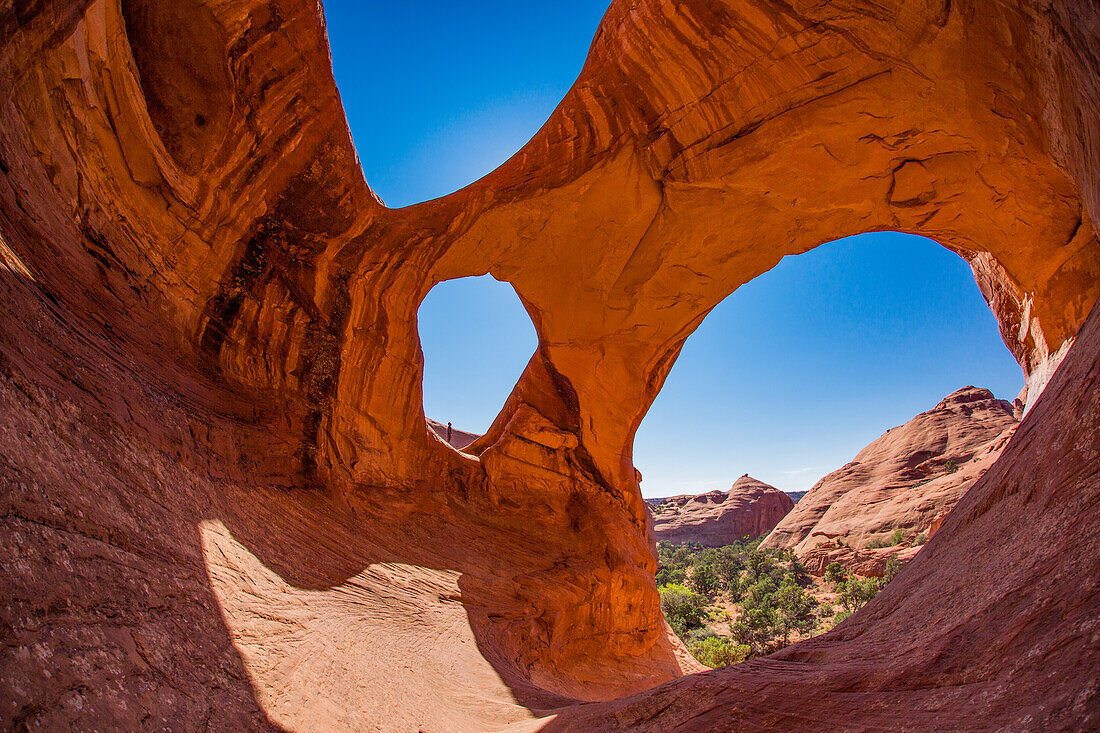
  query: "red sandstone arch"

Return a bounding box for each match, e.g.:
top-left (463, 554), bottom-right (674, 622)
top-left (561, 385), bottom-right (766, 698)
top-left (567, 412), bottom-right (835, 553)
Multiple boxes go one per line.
top-left (1, 0), bottom-right (1098, 729)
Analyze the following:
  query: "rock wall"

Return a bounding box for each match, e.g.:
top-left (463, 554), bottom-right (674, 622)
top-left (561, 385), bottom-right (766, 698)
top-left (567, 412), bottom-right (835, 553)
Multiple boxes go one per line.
top-left (2, 0), bottom-right (1099, 729)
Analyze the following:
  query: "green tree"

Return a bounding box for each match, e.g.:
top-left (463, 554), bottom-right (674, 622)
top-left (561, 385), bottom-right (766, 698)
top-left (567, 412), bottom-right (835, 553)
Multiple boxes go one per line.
top-left (689, 562), bottom-right (720, 598)
top-left (824, 561), bottom-right (847, 585)
top-left (774, 577), bottom-right (816, 644)
top-left (688, 636), bottom-right (751, 668)
top-left (659, 583), bottom-right (708, 637)
top-left (837, 575), bottom-right (881, 612)
top-left (743, 547), bottom-right (779, 584)
top-left (731, 576), bottom-right (782, 654)
top-left (881, 557), bottom-right (901, 584)
top-left (656, 563), bottom-right (686, 587)
top-left (710, 545), bottom-right (745, 592)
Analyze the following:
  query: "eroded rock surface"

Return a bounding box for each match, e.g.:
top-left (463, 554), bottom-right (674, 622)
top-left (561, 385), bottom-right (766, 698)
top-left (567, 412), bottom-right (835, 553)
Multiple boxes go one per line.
top-left (648, 475), bottom-right (793, 546)
top-left (801, 543), bottom-right (922, 578)
top-left (1, 0), bottom-right (1099, 730)
top-left (762, 387), bottom-right (1019, 555)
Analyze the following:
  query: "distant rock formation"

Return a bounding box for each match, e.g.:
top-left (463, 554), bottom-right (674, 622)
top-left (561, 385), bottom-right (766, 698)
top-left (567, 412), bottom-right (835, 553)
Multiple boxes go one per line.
top-left (762, 387), bottom-right (1018, 558)
top-left (785, 491), bottom-right (809, 504)
top-left (648, 475), bottom-right (795, 546)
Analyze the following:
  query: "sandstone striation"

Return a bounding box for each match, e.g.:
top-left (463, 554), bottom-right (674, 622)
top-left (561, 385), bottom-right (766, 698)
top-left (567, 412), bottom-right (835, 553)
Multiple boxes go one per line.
top-left (648, 475), bottom-right (793, 546)
top-left (762, 387), bottom-right (1019, 556)
top-left (1, 0), bottom-right (1099, 730)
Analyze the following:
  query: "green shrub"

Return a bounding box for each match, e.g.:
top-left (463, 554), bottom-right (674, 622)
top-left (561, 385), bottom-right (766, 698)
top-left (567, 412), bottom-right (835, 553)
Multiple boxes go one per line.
top-left (867, 528), bottom-right (909, 549)
top-left (837, 575), bottom-right (882, 611)
top-left (688, 636), bottom-right (751, 668)
top-left (656, 564), bottom-right (687, 586)
top-left (731, 603), bottom-right (781, 656)
top-left (689, 562), bottom-right (720, 598)
top-left (685, 627), bottom-right (716, 645)
top-left (944, 459), bottom-right (959, 474)
top-left (659, 583), bottom-right (709, 637)
top-left (912, 532), bottom-right (929, 545)
top-left (823, 562), bottom-right (847, 585)
top-left (774, 577), bottom-right (817, 644)
top-left (711, 545), bottom-right (746, 592)
top-left (657, 538), bottom-right (833, 654)
top-left (881, 557), bottom-right (901, 584)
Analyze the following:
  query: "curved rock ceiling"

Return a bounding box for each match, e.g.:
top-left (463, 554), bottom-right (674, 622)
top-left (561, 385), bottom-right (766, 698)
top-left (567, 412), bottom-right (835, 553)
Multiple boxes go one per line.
top-left (1, 0), bottom-right (1098, 730)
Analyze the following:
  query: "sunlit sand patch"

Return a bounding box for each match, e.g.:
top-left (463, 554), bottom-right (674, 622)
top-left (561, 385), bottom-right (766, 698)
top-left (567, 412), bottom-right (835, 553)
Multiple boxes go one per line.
top-left (199, 519), bottom-right (551, 732)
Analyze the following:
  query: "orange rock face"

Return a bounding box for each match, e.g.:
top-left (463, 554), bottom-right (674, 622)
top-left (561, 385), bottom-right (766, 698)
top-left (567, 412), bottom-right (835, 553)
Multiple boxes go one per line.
top-left (762, 387), bottom-right (1019, 555)
top-left (648, 475), bottom-right (794, 546)
top-left (1, 0), bottom-right (1099, 730)
top-left (801, 543), bottom-right (922, 578)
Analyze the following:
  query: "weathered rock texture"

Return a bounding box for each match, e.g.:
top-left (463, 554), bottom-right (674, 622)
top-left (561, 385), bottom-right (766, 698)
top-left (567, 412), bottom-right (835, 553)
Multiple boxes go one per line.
top-left (801, 542), bottom-right (922, 578)
top-left (762, 387), bottom-right (1019, 555)
top-left (648, 475), bottom-right (794, 546)
top-left (1, 0), bottom-right (1099, 730)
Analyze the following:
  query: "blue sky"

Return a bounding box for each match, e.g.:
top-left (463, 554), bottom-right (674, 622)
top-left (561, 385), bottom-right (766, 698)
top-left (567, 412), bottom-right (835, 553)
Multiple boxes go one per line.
top-left (324, 2), bottom-right (1024, 497)
top-left (322, 1), bottom-right (609, 207)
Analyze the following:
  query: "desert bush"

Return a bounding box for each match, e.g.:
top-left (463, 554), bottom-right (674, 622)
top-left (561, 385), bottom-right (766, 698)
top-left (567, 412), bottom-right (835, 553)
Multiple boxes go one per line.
top-left (689, 561), bottom-right (721, 598)
top-left (881, 557), bottom-right (901, 583)
top-left (774, 576), bottom-right (817, 644)
top-left (659, 583), bottom-right (709, 636)
top-left (731, 603), bottom-right (781, 655)
top-left (867, 528), bottom-right (909, 548)
top-left (658, 538), bottom-right (830, 655)
top-left (837, 575), bottom-right (882, 611)
top-left (688, 636), bottom-right (751, 668)
top-left (824, 561), bottom-right (847, 585)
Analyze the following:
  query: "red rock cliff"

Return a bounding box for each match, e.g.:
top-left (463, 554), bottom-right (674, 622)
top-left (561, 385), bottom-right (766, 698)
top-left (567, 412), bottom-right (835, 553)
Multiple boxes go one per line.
top-left (762, 386), bottom-right (1019, 555)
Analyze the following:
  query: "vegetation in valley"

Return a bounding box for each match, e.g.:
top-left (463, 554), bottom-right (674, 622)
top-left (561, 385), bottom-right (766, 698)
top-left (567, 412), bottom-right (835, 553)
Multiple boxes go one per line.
top-left (865, 527), bottom-right (929, 548)
top-left (657, 539), bottom-right (900, 668)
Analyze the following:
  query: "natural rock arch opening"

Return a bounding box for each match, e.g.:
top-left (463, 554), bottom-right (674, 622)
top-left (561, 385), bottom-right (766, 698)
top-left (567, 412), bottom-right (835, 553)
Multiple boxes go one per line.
top-left (416, 274), bottom-right (537, 448)
top-left (634, 230), bottom-right (1025, 501)
top-left (636, 230), bottom-right (1028, 664)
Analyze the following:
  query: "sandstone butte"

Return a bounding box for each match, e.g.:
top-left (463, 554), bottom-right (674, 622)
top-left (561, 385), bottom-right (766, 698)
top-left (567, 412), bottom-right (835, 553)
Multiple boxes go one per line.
top-left (762, 386), bottom-right (1020, 564)
top-left (648, 475), bottom-right (794, 546)
top-left (1, 0), bottom-right (1098, 731)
